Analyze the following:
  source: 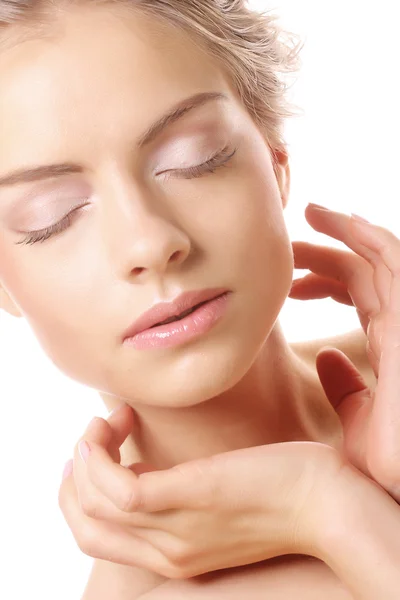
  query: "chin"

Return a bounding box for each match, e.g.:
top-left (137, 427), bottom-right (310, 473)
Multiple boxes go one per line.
top-left (123, 334), bottom-right (262, 408)
top-left (104, 288), bottom-right (283, 408)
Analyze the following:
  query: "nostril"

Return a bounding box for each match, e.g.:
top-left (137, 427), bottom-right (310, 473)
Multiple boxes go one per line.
top-left (132, 251), bottom-right (181, 275)
top-left (170, 250), bottom-right (181, 262)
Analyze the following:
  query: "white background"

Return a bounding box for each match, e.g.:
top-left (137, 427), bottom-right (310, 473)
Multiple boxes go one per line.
top-left (1, 1), bottom-right (399, 597)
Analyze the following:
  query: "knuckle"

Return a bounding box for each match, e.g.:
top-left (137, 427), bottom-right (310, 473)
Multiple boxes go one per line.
top-left (171, 457), bottom-right (219, 508)
top-left (80, 498), bottom-right (99, 519)
top-left (169, 544), bottom-right (189, 565)
top-left (161, 561), bottom-right (190, 580)
top-left (119, 484), bottom-right (138, 513)
top-left (381, 244), bottom-right (400, 275)
top-left (159, 538), bottom-right (194, 572)
top-left (76, 523), bottom-right (101, 557)
top-left (192, 456), bottom-right (221, 497)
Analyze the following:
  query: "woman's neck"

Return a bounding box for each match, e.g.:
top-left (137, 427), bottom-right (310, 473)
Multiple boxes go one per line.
top-left (100, 322), bottom-right (342, 469)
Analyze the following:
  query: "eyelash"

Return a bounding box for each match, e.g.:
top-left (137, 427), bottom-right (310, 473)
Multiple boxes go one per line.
top-left (15, 145), bottom-right (237, 246)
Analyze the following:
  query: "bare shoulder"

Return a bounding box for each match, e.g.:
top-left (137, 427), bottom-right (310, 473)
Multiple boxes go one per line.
top-left (291, 327), bottom-right (376, 389)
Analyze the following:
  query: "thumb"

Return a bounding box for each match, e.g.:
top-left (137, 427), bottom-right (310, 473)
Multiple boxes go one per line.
top-left (315, 347), bottom-right (373, 473)
top-left (315, 346), bottom-right (369, 410)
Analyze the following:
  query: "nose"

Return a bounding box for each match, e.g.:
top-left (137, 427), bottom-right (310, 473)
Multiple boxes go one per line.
top-left (101, 184), bottom-right (192, 281)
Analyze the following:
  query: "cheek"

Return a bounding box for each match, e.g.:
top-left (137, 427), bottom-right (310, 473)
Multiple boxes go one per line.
top-left (196, 162), bottom-right (293, 285)
top-left (0, 247), bottom-right (100, 377)
top-left (200, 163), bottom-right (293, 339)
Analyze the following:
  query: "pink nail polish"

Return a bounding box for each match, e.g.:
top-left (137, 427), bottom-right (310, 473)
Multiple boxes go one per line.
top-left (62, 459), bottom-right (73, 481)
top-left (79, 440), bottom-right (91, 463)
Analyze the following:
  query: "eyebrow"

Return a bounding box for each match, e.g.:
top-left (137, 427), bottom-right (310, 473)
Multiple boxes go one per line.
top-left (0, 91), bottom-right (228, 189)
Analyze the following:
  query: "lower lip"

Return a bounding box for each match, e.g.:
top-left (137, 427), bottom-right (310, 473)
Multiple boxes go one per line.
top-left (123, 292), bottom-right (231, 350)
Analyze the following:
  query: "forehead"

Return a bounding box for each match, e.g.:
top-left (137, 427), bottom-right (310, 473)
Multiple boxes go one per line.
top-left (0, 5), bottom-right (230, 171)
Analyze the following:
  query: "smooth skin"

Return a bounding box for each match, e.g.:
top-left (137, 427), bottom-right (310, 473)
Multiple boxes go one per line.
top-left (60, 207), bottom-right (400, 599)
top-left (0, 3), bottom-right (398, 598)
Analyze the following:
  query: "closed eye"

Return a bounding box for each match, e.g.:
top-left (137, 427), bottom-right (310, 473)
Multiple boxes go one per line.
top-left (15, 145), bottom-right (237, 246)
top-left (160, 145), bottom-right (237, 180)
top-left (15, 204), bottom-right (87, 246)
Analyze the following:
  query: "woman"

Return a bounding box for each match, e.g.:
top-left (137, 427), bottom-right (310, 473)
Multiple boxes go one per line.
top-left (1, 1), bottom-right (399, 598)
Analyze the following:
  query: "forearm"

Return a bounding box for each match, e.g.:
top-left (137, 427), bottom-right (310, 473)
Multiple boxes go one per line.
top-left (138, 556), bottom-right (353, 600)
top-left (316, 464), bottom-right (400, 600)
top-left (82, 556), bottom-right (352, 600)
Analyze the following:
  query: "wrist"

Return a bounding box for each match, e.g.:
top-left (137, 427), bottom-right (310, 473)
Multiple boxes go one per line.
top-left (313, 461), bottom-right (400, 599)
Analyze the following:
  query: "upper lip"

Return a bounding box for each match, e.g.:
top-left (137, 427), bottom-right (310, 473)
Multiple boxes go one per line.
top-left (123, 287), bottom-right (230, 340)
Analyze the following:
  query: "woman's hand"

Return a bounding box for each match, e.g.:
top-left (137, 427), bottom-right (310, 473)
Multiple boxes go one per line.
top-left (59, 410), bottom-right (400, 597)
top-left (316, 456), bottom-right (400, 600)
top-left (289, 203), bottom-right (400, 501)
top-left (58, 407), bottom-right (344, 578)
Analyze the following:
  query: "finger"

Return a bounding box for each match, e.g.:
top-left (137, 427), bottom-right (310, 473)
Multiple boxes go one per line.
top-left (349, 216), bottom-right (400, 290)
top-left (349, 215), bottom-right (400, 374)
top-left (120, 458), bottom-right (219, 513)
top-left (289, 273), bottom-right (354, 305)
top-left (78, 441), bottom-right (163, 525)
top-left (81, 439), bottom-right (144, 512)
top-left (349, 217), bottom-right (400, 374)
top-left (316, 347), bottom-right (370, 409)
top-left (72, 412), bottom-right (151, 526)
top-left (305, 206), bottom-right (391, 312)
top-left (356, 308), bottom-right (370, 336)
top-left (106, 403), bottom-right (136, 454)
top-left (78, 436), bottom-right (203, 516)
top-left (126, 461), bottom-right (160, 477)
top-left (58, 470), bottom-right (167, 569)
top-left (305, 205), bottom-right (379, 263)
top-left (368, 326), bottom-right (400, 502)
top-left (292, 240), bottom-right (360, 277)
top-left (73, 406), bottom-right (133, 474)
top-left (291, 240), bottom-right (380, 318)
top-left (290, 271), bottom-right (370, 334)
top-left (300, 207), bottom-right (393, 358)
top-left (315, 347), bottom-right (372, 475)
top-left (368, 317), bottom-right (400, 502)
top-left (365, 338), bottom-right (380, 378)
top-left (73, 416), bottom-right (113, 510)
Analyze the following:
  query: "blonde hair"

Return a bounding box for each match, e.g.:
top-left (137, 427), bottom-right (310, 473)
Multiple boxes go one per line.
top-left (0, 0), bottom-right (304, 161)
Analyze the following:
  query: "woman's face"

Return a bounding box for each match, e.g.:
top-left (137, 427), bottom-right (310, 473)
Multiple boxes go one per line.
top-left (0, 5), bottom-right (293, 407)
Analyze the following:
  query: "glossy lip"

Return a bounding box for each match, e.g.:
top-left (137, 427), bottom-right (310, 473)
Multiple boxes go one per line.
top-left (122, 287), bottom-right (230, 341)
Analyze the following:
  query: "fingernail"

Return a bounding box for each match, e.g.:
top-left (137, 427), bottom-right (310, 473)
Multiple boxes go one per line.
top-left (308, 203), bottom-right (329, 211)
top-left (351, 213), bottom-right (371, 224)
top-left (290, 279), bottom-right (302, 288)
top-left (108, 403), bottom-right (125, 418)
top-left (62, 459), bottom-right (73, 481)
top-left (79, 440), bottom-right (91, 463)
